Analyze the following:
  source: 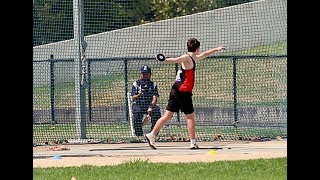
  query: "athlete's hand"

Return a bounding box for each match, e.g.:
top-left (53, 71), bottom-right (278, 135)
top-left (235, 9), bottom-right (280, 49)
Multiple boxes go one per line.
top-left (216, 46), bottom-right (226, 51)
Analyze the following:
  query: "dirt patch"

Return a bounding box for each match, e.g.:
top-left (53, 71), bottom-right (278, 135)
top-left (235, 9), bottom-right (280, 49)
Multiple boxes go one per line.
top-left (33, 140), bottom-right (287, 168)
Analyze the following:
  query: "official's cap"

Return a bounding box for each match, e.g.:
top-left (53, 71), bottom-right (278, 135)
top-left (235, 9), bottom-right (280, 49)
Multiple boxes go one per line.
top-left (140, 65), bottom-right (151, 74)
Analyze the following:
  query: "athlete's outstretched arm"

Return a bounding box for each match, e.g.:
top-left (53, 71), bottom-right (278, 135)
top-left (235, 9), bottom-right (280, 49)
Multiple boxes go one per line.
top-left (163, 55), bottom-right (189, 64)
top-left (196, 46), bottom-right (225, 61)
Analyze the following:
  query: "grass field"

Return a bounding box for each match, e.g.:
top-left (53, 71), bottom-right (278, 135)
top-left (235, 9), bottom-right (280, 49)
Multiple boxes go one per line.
top-left (33, 157), bottom-right (287, 180)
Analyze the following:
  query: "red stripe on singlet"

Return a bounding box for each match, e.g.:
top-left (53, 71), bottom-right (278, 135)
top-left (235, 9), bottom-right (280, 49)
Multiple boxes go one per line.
top-left (178, 69), bottom-right (195, 92)
top-left (177, 55), bottom-right (195, 92)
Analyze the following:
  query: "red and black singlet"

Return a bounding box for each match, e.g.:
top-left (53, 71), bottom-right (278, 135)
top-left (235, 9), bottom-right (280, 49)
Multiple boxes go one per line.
top-left (174, 55), bottom-right (196, 92)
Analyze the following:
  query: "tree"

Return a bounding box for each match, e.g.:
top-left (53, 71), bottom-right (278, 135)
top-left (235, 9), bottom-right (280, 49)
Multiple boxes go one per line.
top-left (33, 0), bottom-right (255, 46)
top-left (33, 0), bottom-right (73, 46)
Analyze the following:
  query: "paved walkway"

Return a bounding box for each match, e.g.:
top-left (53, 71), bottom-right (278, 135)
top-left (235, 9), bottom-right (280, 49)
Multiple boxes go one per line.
top-left (33, 140), bottom-right (287, 168)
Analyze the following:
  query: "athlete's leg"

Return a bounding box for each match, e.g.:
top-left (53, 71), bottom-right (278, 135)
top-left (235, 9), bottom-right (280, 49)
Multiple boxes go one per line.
top-left (145, 110), bottom-right (174, 149)
top-left (185, 112), bottom-right (199, 149)
top-left (151, 87), bottom-right (178, 135)
top-left (185, 112), bottom-right (196, 139)
top-left (146, 86), bottom-right (177, 149)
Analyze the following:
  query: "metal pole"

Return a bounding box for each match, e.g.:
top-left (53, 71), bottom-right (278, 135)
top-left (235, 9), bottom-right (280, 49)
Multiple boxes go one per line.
top-left (73, 0), bottom-right (87, 139)
top-left (124, 59), bottom-right (129, 122)
top-left (232, 57), bottom-right (239, 127)
top-left (87, 60), bottom-right (92, 122)
top-left (49, 54), bottom-right (56, 124)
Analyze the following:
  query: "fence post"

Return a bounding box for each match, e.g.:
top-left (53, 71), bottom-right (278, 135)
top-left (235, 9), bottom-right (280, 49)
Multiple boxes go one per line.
top-left (49, 54), bottom-right (56, 124)
top-left (73, 0), bottom-right (87, 139)
top-left (87, 59), bottom-right (92, 122)
top-left (124, 59), bottom-right (129, 122)
top-left (232, 57), bottom-right (239, 127)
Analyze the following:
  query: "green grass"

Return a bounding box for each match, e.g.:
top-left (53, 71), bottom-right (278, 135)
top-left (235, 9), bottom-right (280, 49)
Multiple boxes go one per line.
top-left (33, 157), bottom-right (287, 180)
top-left (229, 41), bottom-right (287, 55)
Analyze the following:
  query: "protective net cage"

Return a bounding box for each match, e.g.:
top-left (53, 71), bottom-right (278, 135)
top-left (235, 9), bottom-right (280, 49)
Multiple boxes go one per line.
top-left (33, 0), bottom-right (287, 145)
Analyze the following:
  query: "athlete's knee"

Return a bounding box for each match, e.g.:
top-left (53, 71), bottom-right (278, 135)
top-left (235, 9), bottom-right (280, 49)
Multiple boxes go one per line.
top-left (184, 112), bottom-right (195, 119)
top-left (162, 111), bottom-right (174, 119)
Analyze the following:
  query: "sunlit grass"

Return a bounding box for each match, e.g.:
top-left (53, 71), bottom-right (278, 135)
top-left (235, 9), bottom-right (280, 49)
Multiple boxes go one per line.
top-left (33, 157), bottom-right (287, 180)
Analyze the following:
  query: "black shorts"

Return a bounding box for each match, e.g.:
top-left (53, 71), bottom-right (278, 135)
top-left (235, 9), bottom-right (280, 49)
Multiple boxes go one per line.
top-left (165, 86), bottom-right (194, 114)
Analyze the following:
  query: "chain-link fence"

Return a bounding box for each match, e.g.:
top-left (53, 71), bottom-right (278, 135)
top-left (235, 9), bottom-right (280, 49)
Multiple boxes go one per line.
top-left (33, 0), bottom-right (287, 145)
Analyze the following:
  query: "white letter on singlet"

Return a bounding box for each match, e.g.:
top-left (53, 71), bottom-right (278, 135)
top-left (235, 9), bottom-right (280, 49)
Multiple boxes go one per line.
top-left (175, 70), bottom-right (182, 82)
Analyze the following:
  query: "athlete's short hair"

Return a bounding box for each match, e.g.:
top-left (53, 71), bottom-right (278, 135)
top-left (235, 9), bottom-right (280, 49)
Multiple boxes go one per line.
top-left (187, 38), bottom-right (200, 52)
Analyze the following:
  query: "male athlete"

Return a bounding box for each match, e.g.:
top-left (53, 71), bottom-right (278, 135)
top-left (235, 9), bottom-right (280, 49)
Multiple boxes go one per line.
top-left (145, 38), bottom-right (225, 149)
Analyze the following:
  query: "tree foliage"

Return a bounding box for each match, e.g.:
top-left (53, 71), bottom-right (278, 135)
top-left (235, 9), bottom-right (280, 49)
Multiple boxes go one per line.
top-left (33, 0), bottom-right (73, 46)
top-left (33, 0), bottom-right (255, 46)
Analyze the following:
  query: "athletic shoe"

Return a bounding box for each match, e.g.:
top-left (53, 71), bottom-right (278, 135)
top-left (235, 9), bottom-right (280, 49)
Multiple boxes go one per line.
top-left (189, 143), bottom-right (199, 149)
top-left (145, 133), bottom-right (157, 150)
